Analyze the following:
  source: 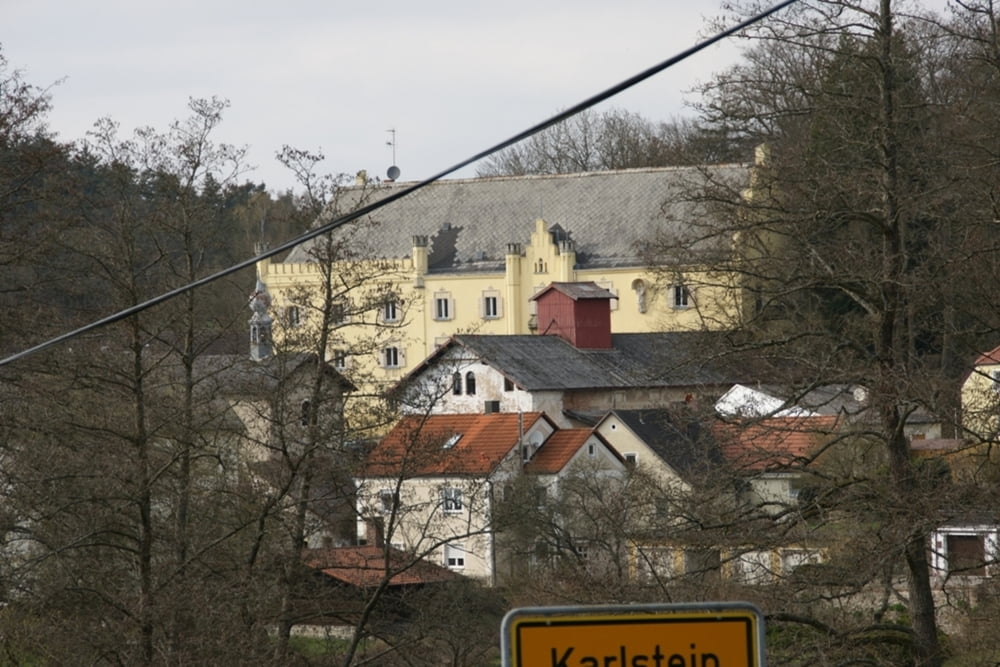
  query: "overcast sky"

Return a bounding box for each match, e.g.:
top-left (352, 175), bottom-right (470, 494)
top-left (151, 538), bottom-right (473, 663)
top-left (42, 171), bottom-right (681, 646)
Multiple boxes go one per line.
top-left (4, 1), bottom-right (760, 191)
top-left (5, 1), bottom-right (950, 193)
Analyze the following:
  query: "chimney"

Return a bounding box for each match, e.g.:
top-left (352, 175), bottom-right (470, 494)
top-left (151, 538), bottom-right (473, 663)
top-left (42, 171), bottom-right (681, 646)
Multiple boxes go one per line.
top-left (530, 282), bottom-right (614, 349)
top-left (411, 235), bottom-right (428, 287)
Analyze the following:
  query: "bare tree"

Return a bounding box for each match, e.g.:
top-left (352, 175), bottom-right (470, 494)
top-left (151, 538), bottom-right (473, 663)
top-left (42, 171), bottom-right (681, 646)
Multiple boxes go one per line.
top-left (641, 2), bottom-right (1000, 665)
top-left (475, 108), bottom-right (730, 176)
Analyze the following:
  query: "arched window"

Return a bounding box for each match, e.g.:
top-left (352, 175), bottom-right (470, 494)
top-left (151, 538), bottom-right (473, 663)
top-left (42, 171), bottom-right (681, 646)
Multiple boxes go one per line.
top-left (452, 372), bottom-right (462, 395)
top-left (465, 371), bottom-right (477, 396)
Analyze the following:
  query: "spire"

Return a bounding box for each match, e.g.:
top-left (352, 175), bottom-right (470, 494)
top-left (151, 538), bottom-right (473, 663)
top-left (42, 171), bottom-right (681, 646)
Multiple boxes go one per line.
top-left (248, 276), bottom-right (273, 361)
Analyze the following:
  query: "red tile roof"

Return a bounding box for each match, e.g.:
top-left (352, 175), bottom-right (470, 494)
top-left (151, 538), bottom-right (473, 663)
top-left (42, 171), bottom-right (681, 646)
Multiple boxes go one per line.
top-left (524, 429), bottom-right (595, 474)
top-left (713, 415), bottom-right (839, 472)
top-left (363, 412), bottom-right (548, 477)
top-left (975, 344), bottom-right (1000, 366)
top-left (304, 545), bottom-right (459, 587)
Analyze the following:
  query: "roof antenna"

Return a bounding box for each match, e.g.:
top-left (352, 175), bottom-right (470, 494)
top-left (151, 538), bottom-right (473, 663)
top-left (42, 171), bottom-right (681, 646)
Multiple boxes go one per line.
top-left (386, 128), bottom-right (401, 181)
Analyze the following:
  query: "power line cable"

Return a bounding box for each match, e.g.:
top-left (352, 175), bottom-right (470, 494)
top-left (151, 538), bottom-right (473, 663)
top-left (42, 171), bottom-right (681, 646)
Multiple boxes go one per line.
top-left (0, 0), bottom-right (798, 368)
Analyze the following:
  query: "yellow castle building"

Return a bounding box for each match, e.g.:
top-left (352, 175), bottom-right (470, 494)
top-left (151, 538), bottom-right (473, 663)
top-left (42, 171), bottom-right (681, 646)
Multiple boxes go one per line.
top-left (257, 166), bottom-right (749, 391)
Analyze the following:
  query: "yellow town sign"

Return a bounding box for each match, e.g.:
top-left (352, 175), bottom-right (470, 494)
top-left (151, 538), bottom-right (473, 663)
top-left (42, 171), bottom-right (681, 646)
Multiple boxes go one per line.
top-left (501, 602), bottom-right (765, 667)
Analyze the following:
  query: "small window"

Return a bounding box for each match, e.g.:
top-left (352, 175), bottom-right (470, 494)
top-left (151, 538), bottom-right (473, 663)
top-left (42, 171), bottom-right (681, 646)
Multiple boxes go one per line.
top-left (465, 371), bottom-right (476, 396)
top-left (672, 285), bottom-right (691, 309)
top-left (504, 377), bottom-right (515, 392)
top-left (382, 300), bottom-right (399, 323)
top-left (445, 543), bottom-right (465, 569)
top-left (992, 370), bottom-right (1000, 393)
top-left (452, 372), bottom-right (462, 395)
top-left (441, 487), bottom-right (463, 512)
top-left (251, 324), bottom-right (268, 344)
top-left (332, 302), bottom-right (347, 324)
top-left (285, 305), bottom-right (301, 327)
top-left (481, 291), bottom-right (503, 319)
top-left (300, 400), bottom-right (312, 427)
top-left (587, 443), bottom-right (596, 457)
top-left (947, 534), bottom-right (986, 576)
top-left (332, 349), bottom-right (348, 370)
top-left (534, 486), bottom-right (547, 507)
top-left (433, 292), bottom-right (453, 321)
top-left (379, 489), bottom-right (398, 513)
top-left (383, 346), bottom-right (401, 368)
top-left (624, 452), bottom-right (638, 465)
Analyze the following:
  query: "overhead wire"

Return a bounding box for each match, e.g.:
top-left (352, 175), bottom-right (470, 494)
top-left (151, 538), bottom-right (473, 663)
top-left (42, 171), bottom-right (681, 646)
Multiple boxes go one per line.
top-left (0, 0), bottom-right (798, 368)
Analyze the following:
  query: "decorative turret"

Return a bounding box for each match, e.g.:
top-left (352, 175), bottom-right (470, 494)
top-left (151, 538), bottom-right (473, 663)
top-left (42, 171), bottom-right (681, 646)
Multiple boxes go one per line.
top-left (248, 277), bottom-right (273, 361)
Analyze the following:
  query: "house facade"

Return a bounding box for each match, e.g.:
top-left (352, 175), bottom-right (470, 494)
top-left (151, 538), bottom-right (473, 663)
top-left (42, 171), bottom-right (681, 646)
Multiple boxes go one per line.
top-left (257, 167), bottom-right (749, 392)
top-left (960, 343), bottom-right (1000, 441)
top-left (396, 282), bottom-right (758, 428)
top-left (354, 411), bottom-right (624, 585)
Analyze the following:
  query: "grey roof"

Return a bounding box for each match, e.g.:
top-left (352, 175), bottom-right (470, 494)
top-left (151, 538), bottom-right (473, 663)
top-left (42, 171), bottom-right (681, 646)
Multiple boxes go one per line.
top-left (284, 166), bottom-right (747, 271)
top-left (430, 332), bottom-right (759, 391)
top-left (611, 408), bottom-right (724, 477)
top-left (532, 282), bottom-right (616, 302)
top-left (190, 352), bottom-right (355, 397)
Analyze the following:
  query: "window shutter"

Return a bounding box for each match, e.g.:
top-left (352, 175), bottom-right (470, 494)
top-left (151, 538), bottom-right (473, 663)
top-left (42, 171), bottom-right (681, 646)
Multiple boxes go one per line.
top-left (495, 295), bottom-right (504, 318)
top-left (478, 295), bottom-right (485, 318)
top-left (448, 297), bottom-right (456, 321)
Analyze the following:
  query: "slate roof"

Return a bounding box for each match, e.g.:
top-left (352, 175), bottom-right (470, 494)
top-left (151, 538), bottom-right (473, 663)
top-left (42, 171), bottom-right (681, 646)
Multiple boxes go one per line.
top-left (531, 282), bottom-right (617, 302)
top-left (304, 545), bottom-right (460, 587)
top-left (191, 352), bottom-right (355, 396)
top-left (610, 409), bottom-right (724, 477)
top-left (405, 332), bottom-right (752, 392)
top-left (284, 166), bottom-right (747, 271)
top-left (363, 412), bottom-right (549, 477)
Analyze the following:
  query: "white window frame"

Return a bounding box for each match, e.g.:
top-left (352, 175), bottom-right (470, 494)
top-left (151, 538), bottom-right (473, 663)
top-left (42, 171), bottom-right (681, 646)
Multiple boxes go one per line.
top-left (672, 285), bottom-right (691, 309)
top-left (433, 292), bottom-right (454, 321)
top-left (332, 349), bottom-right (349, 370)
top-left (382, 300), bottom-right (400, 323)
top-left (624, 452), bottom-right (638, 465)
top-left (991, 369), bottom-right (1000, 393)
top-left (441, 487), bottom-right (463, 513)
top-left (285, 305), bottom-right (301, 327)
top-left (481, 290), bottom-right (503, 320)
top-left (382, 346), bottom-right (402, 369)
top-left (444, 543), bottom-right (466, 569)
